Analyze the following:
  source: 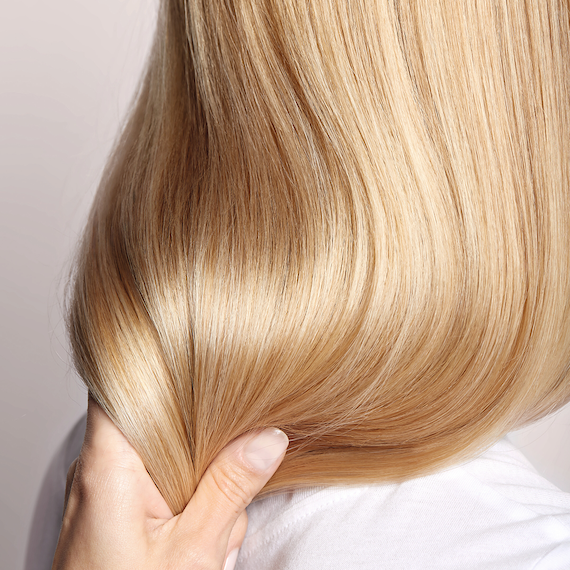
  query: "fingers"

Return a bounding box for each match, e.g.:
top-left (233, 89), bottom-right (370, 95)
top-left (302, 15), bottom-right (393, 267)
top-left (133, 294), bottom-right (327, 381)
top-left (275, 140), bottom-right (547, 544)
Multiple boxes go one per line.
top-left (225, 511), bottom-right (248, 569)
top-left (58, 397), bottom-right (288, 570)
top-left (81, 395), bottom-right (142, 471)
top-left (177, 428), bottom-right (288, 558)
top-left (72, 395), bottom-right (173, 522)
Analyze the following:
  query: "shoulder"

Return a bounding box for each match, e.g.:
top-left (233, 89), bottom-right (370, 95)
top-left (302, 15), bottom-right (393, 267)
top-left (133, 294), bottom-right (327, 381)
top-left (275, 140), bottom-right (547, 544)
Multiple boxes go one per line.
top-left (238, 439), bottom-right (570, 570)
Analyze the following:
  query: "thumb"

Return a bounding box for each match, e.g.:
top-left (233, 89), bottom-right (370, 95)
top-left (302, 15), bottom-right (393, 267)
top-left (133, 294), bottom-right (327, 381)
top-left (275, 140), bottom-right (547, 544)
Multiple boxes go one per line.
top-left (175, 428), bottom-right (288, 561)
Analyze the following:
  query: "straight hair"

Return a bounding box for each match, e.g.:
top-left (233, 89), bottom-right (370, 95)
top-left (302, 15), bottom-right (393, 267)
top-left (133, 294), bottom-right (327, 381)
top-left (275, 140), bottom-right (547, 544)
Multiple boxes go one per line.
top-left (68, 0), bottom-right (570, 514)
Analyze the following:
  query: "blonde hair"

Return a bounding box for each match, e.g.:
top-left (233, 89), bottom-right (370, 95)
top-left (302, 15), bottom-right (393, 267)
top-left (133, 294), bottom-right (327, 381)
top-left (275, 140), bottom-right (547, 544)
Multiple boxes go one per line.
top-left (68, 0), bottom-right (570, 515)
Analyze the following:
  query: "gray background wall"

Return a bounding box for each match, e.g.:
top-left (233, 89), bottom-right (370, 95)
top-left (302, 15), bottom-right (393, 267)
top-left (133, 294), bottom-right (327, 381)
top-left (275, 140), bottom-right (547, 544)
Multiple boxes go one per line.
top-left (0, 2), bottom-right (569, 570)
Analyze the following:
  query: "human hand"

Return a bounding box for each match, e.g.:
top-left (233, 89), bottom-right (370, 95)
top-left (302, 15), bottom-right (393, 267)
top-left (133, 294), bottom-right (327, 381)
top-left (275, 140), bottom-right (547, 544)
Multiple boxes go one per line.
top-left (52, 396), bottom-right (288, 570)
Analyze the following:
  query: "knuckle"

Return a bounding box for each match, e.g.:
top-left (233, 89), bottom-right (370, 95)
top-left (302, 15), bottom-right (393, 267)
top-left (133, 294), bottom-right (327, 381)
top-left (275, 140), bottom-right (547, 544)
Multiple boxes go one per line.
top-left (68, 456), bottom-right (114, 502)
top-left (65, 459), bottom-right (77, 491)
top-left (208, 461), bottom-right (252, 513)
top-left (65, 458), bottom-right (77, 480)
top-left (68, 462), bottom-right (97, 502)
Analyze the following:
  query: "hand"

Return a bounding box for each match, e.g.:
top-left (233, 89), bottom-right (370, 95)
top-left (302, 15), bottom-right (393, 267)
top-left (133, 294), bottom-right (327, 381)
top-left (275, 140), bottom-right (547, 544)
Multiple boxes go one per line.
top-left (52, 396), bottom-right (288, 570)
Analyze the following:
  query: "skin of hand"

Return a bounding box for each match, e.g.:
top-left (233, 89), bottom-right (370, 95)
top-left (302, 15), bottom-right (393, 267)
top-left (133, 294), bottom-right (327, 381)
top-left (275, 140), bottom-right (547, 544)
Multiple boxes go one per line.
top-left (52, 396), bottom-right (289, 570)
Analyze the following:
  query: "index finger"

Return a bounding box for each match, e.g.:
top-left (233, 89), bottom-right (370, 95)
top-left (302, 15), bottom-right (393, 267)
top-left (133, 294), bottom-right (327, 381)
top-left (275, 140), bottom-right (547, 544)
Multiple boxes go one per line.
top-left (74, 395), bottom-right (173, 521)
top-left (80, 395), bottom-right (141, 468)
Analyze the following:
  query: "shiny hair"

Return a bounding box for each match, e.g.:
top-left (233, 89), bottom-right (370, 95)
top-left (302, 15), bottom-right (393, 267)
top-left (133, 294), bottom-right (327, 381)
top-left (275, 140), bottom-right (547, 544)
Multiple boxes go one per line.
top-left (68, 0), bottom-right (570, 514)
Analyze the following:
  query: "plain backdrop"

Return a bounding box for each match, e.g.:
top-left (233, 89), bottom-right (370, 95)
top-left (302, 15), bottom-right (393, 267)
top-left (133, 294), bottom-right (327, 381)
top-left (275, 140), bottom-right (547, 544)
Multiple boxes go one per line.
top-left (0, 2), bottom-right (569, 570)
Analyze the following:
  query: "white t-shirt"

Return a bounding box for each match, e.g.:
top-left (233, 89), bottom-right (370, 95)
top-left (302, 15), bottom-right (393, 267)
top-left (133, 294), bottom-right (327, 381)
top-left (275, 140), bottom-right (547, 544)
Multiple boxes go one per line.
top-left (25, 415), bottom-right (570, 569)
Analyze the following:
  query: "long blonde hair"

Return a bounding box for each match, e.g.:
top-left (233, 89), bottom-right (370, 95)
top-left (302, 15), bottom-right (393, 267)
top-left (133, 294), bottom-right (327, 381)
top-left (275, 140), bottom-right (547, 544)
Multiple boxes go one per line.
top-left (68, 0), bottom-right (570, 514)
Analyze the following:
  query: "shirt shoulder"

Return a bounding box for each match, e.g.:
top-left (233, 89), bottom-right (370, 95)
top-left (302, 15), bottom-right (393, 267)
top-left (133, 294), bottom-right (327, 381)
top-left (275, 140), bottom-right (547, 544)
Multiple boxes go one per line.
top-left (238, 439), bottom-right (570, 570)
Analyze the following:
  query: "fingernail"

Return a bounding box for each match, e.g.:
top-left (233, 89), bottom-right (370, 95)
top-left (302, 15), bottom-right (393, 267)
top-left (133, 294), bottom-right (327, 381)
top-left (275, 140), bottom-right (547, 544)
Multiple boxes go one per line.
top-left (223, 548), bottom-right (239, 570)
top-left (243, 428), bottom-right (289, 471)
